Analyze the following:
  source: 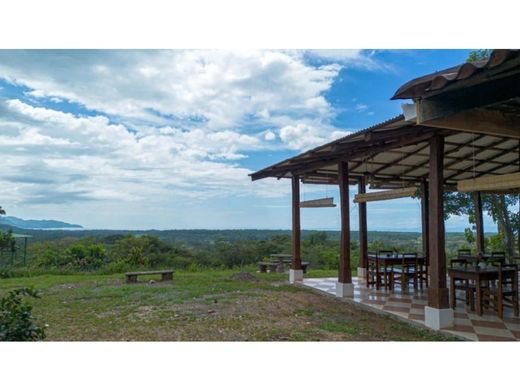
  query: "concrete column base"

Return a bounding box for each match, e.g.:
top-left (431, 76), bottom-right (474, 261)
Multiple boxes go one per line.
top-left (336, 282), bottom-right (354, 298)
top-left (357, 267), bottom-right (367, 278)
top-left (424, 306), bottom-right (454, 330)
top-left (289, 269), bottom-right (304, 284)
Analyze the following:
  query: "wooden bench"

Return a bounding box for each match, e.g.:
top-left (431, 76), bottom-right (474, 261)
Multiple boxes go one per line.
top-left (125, 270), bottom-right (173, 283)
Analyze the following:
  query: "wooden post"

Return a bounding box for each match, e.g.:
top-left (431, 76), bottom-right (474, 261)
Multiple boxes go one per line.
top-left (473, 191), bottom-right (485, 254)
top-left (291, 175), bottom-right (302, 270)
top-left (358, 177), bottom-right (368, 271)
top-left (420, 180), bottom-right (429, 259)
top-left (338, 161), bottom-right (352, 284)
top-left (24, 237), bottom-right (28, 266)
top-left (428, 134), bottom-right (449, 309)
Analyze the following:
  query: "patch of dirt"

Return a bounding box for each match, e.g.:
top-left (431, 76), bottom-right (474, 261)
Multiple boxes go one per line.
top-left (52, 283), bottom-right (82, 290)
top-left (229, 272), bottom-right (259, 282)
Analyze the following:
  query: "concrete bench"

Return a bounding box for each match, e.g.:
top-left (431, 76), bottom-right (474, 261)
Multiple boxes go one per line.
top-left (258, 262), bottom-right (278, 273)
top-left (257, 262), bottom-right (310, 273)
top-left (125, 270), bottom-right (173, 283)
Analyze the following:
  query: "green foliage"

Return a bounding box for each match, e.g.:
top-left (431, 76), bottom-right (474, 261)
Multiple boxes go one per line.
top-left (2, 228), bottom-right (490, 275)
top-left (0, 287), bottom-right (46, 341)
top-left (0, 229), bottom-right (16, 253)
top-left (0, 268), bottom-right (14, 279)
top-left (487, 234), bottom-right (506, 253)
top-left (31, 239), bottom-right (106, 271)
top-left (464, 228), bottom-right (475, 245)
top-left (466, 49), bottom-right (492, 62)
top-left (0, 206), bottom-right (5, 215)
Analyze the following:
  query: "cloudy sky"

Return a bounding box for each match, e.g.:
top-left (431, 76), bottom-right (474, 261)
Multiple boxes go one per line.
top-left (0, 49), bottom-right (498, 231)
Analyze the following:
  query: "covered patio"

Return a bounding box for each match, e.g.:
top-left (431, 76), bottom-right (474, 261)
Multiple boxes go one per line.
top-left (250, 49), bottom-right (520, 334)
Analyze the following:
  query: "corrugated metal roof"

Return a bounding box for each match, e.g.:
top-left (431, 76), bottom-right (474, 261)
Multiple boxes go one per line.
top-left (392, 49), bottom-right (520, 100)
top-left (249, 115), bottom-right (406, 180)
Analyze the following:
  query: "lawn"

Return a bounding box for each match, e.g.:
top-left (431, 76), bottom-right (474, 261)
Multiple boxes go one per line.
top-left (0, 269), bottom-right (457, 341)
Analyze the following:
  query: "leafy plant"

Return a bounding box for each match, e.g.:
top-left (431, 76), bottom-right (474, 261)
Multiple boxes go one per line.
top-left (0, 287), bottom-right (46, 341)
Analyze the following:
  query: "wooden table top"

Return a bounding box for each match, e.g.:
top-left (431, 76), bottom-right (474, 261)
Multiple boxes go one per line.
top-left (367, 254), bottom-right (425, 261)
top-left (448, 264), bottom-right (517, 277)
top-left (270, 253), bottom-right (292, 258)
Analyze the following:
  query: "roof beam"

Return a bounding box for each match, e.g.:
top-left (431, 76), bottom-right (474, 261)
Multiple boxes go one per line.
top-left (417, 107), bottom-right (520, 139)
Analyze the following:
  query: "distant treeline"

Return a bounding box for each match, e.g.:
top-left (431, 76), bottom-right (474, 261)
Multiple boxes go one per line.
top-left (2, 224), bottom-right (502, 277)
top-left (0, 223), bottom-right (471, 245)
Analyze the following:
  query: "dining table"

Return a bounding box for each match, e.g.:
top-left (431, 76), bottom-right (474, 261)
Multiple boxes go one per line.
top-left (366, 253), bottom-right (426, 290)
top-left (447, 264), bottom-right (518, 316)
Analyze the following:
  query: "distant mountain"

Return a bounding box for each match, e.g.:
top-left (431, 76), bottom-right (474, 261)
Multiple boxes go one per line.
top-left (0, 216), bottom-right (83, 229)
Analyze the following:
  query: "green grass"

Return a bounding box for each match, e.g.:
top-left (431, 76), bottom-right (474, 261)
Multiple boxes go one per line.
top-left (0, 269), bottom-right (456, 341)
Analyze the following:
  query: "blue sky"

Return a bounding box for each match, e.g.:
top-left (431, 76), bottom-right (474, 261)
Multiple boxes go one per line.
top-left (0, 49), bottom-right (499, 231)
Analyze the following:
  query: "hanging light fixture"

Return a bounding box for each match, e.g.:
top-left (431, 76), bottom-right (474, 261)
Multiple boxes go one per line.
top-left (456, 134), bottom-right (520, 193)
top-left (354, 186), bottom-right (417, 203)
top-left (355, 149), bottom-right (417, 202)
top-left (300, 197), bottom-right (337, 208)
top-left (457, 172), bottom-right (520, 193)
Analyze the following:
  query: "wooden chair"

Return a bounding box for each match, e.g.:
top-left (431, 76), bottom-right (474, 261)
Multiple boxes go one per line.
top-left (417, 253), bottom-right (428, 288)
top-left (391, 252), bottom-right (418, 292)
top-left (366, 251), bottom-right (391, 290)
top-left (480, 264), bottom-right (519, 318)
top-left (449, 258), bottom-right (476, 310)
top-left (457, 249), bottom-right (472, 258)
top-left (377, 250), bottom-right (394, 290)
top-left (489, 251), bottom-right (506, 265)
top-left (366, 251), bottom-right (381, 289)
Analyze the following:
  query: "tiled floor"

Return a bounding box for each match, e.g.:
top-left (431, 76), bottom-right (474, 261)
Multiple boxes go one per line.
top-left (301, 277), bottom-right (520, 341)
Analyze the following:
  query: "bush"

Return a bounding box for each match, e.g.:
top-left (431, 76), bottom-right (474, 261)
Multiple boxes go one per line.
top-left (0, 268), bottom-right (14, 279)
top-left (0, 287), bottom-right (46, 341)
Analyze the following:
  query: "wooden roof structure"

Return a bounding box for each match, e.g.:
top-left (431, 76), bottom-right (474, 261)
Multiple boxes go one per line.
top-left (250, 49), bottom-right (520, 328)
top-left (251, 49), bottom-right (520, 190)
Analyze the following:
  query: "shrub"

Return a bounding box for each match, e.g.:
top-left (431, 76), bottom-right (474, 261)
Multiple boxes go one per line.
top-left (0, 287), bottom-right (46, 341)
top-left (0, 268), bottom-right (14, 279)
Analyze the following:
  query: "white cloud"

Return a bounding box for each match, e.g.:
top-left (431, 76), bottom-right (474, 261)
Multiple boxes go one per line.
top-left (0, 50), bottom-right (341, 130)
top-left (279, 123), bottom-right (350, 151)
top-left (0, 99), bottom-right (285, 209)
top-left (263, 130), bottom-right (276, 141)
top-left (355, 103), bottom-right (368, 112)
top-left (0, 49), bottom-right (386, 227)
top-left (306, 49), bottom-right (386, 70)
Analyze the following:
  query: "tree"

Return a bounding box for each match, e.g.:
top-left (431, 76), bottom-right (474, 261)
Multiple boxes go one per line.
top-left (442, 50), bottom-right (519, 258)
top-left (0, 206), bottom-right (5, 215)
top-left (466, 49), bottom-right (492, 63)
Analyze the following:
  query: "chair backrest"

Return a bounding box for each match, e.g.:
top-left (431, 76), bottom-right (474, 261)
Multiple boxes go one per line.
top-left (457, 249), bottom-right (471, 258)
top-left (450, 258), bottom-right (469, 268)
top-left (498, 264), bottom-right (518, 289)
top-left (402, 252), bottom-right (418, 267)
top-left (489, 251), bottom-right (506, 266)
top-left (377, 250), bottom-right (393, 258)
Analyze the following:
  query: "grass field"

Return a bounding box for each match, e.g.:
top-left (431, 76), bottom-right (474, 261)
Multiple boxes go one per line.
top-left (0, 269), bottom-right (458, 341)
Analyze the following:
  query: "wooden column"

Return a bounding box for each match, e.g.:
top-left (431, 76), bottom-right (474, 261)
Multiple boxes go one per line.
top-left (358, 177), bottom-right (368, 270)
top-left (338, 161), bottom-right (352, 284)
top-left (428, 134), bottom-right (449, 309)
top-left (473, 191), bottom-right (485, 254)
top-left (291, 175), bottom-right (302, 270)
top-left (420, 180), bottom-right (429, 259)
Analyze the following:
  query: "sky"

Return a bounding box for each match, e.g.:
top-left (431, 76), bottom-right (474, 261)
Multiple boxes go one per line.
top-left (0, 49), bottom-right (499, 231)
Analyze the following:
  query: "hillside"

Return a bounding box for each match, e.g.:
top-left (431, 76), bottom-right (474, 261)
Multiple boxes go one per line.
top-left (0, 216), bottom-right (83, 230)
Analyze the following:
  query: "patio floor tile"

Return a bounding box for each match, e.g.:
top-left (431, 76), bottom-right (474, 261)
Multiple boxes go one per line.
top-left (301, 276), bottom-right (520, 341)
